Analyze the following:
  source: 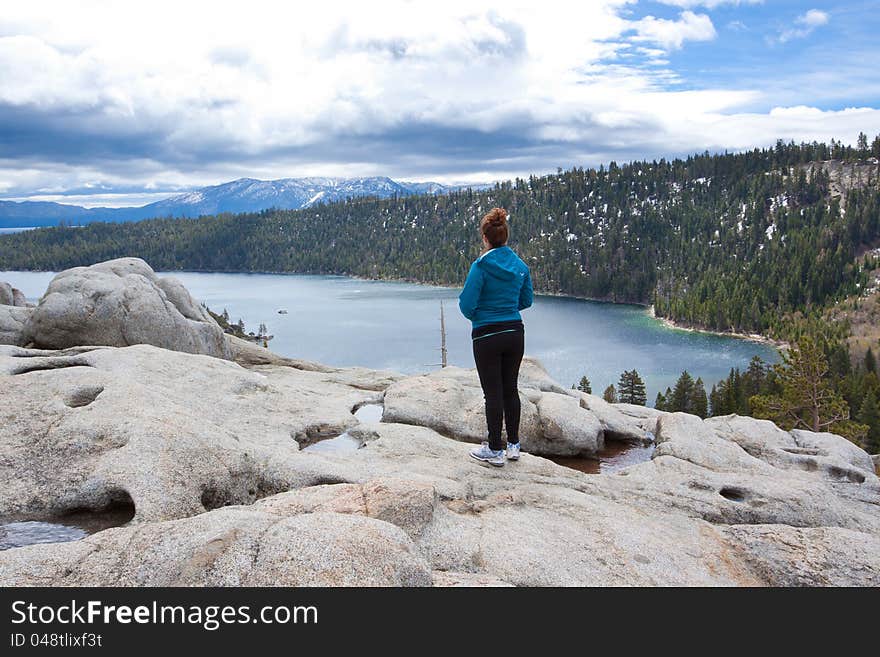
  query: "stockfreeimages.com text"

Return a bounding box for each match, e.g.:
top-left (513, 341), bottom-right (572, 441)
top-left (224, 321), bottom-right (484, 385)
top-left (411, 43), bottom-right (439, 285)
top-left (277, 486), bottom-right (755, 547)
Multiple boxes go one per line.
top-left (11, 600), bottom-right (317, 631)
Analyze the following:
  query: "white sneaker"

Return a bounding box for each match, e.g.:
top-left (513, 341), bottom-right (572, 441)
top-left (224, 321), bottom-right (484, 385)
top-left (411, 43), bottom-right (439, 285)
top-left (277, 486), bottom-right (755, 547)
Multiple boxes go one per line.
top-left (469, 441), bottom-right (505, 467)
top-left (506, 442), bottom-right (521, 461)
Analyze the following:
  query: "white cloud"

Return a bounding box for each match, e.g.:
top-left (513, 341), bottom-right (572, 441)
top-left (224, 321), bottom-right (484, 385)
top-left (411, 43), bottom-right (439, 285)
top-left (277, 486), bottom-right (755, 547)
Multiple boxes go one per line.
top-left (777, 8), bottom-right (830, 43)
top-left (0, 1), bottom-right (873, 202)
top-left (629, 11), bottom-right (717, 50)
top-left (0, 2), bottom-right (630, 142)
top-left (657, 0), bottom-right (762, 8)
top-left (1, 192), bottom-right (180, 208)
top-left (654, 106), bottom-right (880, 154)
top-left (799, 9), bottom-right (831, 27)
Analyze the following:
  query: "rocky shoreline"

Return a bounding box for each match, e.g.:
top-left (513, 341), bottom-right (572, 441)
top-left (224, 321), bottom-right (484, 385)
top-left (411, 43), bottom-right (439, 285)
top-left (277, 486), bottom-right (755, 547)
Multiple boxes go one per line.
top-left (1, 259), bottom-right (877, 586)
top-left (647, 304), bottom-right (790, 351)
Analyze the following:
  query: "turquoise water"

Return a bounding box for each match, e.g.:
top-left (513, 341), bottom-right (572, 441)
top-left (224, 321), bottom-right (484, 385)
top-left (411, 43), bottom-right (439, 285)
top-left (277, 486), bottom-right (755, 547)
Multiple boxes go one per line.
top-left (0, 270), bottom-right (779, 403)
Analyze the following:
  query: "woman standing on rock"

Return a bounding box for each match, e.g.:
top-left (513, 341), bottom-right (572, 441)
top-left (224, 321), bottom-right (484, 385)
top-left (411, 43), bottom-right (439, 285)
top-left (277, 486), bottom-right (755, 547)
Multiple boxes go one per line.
top-left (458, 207), bottom-right (533, 467)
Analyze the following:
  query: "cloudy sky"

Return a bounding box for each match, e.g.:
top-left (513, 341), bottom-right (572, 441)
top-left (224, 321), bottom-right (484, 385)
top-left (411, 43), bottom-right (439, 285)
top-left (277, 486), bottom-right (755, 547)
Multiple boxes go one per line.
top-left (1, 0), bottom-right (879, 207)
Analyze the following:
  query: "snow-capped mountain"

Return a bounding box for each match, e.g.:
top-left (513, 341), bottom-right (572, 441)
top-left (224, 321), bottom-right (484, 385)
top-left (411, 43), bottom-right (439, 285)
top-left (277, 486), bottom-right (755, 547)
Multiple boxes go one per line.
top-left (0, 176), bottom-right (473, 228)
top-left (145, 176), bottom-right (450, 217)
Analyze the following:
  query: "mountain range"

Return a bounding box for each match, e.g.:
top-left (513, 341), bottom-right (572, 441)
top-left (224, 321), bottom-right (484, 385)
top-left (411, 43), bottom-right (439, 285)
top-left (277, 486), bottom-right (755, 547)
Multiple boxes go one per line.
top-left (0, 176), bottom-right (472, 228)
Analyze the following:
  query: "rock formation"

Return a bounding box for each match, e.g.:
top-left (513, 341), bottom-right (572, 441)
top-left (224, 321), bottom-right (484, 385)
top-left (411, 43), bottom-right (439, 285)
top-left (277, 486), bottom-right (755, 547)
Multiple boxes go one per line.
top-left (19, 258), bottom-right (230, 358)
top-left (0, 305), bottom-right (30, 346)
top-left (382, 360), bottom-right (610, 456)
top-left (1, 266), bottom-right (878, 586)
top-left (0, 281), bottom-right (32, 346)
top-left (0, 281), bottom-right (28, 307)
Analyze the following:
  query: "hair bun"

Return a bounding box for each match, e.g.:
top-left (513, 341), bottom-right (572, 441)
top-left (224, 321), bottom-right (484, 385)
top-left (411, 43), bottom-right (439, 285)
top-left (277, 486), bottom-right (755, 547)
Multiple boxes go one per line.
top-left (480, 207), bottom-right (510, 247)
top-left (487, 208), bottom-right (507, 226)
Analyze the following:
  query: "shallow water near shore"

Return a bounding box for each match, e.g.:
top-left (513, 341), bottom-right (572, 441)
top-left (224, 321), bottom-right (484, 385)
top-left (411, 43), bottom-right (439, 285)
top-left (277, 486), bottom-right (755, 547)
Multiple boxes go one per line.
top-left (0, 270), bottom-right (780, 403)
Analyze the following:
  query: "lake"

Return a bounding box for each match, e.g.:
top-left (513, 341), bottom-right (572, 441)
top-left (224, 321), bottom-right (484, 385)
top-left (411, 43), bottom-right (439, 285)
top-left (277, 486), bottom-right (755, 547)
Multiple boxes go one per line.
top-left (0, 270), bottom-right (780, 403)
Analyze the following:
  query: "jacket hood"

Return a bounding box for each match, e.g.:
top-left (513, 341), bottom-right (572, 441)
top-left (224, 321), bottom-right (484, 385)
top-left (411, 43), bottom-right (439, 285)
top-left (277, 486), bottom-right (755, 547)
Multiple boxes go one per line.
top-left (477, 246), bottom-right (521, 281)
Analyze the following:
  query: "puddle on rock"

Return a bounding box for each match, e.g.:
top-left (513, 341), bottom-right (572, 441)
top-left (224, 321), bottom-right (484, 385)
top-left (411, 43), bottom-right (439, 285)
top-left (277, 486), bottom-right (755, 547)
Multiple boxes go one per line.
top-left (302, 403), bottom-right (384, 454)
top-left (0, 522), bottom-right (87, 550)
top-left (550, 442), bottom-right (655, 475)
top-left (302, 432), bottom-right (364, 453)
top-left (0, 508), bottom-right (134, 551)
top-left (353, 403), bottom-right (383, 423)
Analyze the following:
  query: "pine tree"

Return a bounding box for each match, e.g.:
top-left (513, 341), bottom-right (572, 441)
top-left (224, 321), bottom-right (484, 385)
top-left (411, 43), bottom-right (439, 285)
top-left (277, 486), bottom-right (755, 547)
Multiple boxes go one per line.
top-left (574, 375), bottom-right (592, 394)
top-left (689, 377), bottom-right (709, 418)
top-left (709, 383), bottom-right (722, 416)
top-left (743, 356), bottom-right (767, 400)
top-left (655, 390), bottom-right (667, 411)
top-left (865, 347), bottom-right (876, 374)
top-left (750, 335), bottom-right (868, 442)
top-left (724, 368), bottom-right (745, 414)
top-left (617, 369), bottom-right (647, 405)
top-left (857, 387), bottom-right (880, 454)
top-left (603, 384), bottom-right (618, 403)
top-left (670, 371), bottom-right (695, 413)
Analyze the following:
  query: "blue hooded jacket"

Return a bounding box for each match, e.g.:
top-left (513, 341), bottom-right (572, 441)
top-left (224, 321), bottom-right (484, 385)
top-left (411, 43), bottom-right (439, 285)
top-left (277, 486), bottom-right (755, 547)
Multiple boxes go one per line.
top-left (458, 245), bottom-right (533, 329)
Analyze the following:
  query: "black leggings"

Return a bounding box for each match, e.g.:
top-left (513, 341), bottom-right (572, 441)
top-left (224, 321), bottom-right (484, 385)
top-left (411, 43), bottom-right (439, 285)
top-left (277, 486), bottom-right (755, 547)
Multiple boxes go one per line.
top-left (472, 328), bottom-right (525, 451)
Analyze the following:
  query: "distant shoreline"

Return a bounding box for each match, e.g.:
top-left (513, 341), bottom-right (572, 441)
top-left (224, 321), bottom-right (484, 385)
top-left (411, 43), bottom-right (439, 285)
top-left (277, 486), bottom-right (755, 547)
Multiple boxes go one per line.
top-left (646, 304), bottom-right (789, 352)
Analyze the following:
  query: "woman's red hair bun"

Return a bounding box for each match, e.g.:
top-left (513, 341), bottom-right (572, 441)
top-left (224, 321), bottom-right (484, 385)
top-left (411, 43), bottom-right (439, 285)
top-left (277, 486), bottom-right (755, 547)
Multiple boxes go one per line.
top-left (480, 207), bottom-right (509, 247)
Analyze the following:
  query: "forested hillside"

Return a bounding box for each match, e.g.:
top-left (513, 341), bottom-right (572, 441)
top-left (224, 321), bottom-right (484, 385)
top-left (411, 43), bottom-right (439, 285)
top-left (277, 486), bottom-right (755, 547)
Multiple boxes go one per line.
top-left (2, 137), bottom-right (879, 340)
